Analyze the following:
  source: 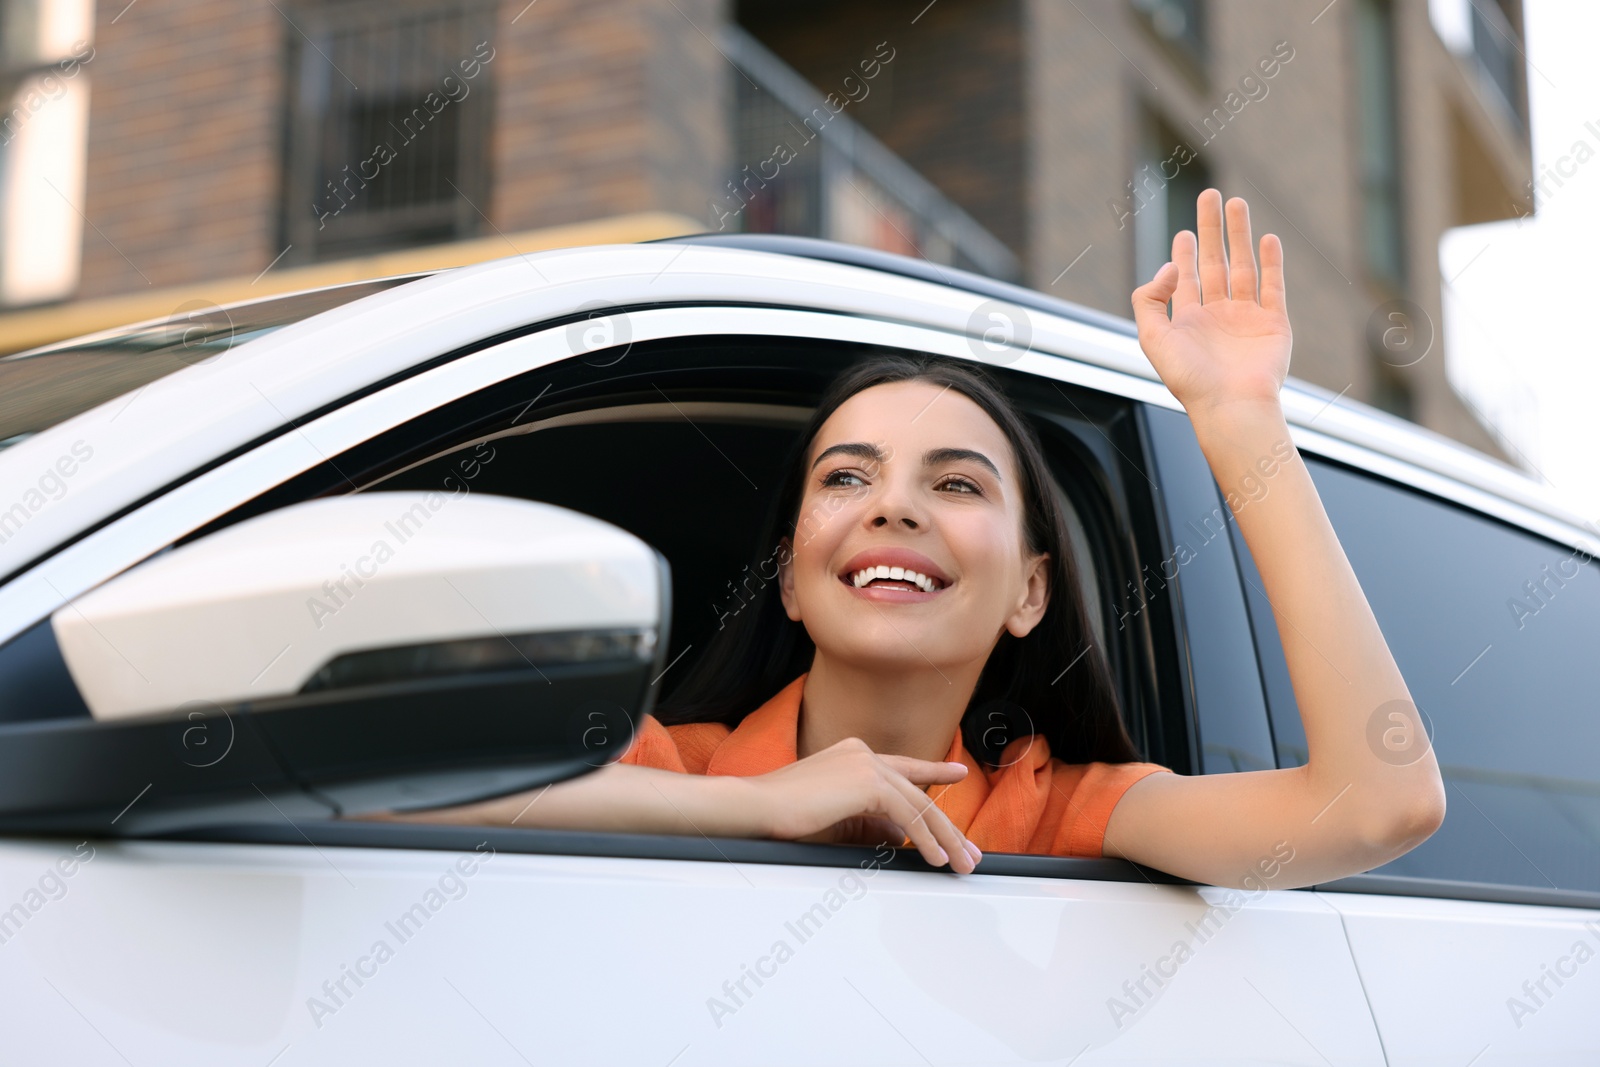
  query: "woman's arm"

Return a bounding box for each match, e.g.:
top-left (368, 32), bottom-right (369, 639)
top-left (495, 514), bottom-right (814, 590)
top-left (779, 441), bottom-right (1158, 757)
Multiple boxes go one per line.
top-left (360, 738), bottom-right (983, 873)
top-left (1106, 188), bottom-right (1446, 889)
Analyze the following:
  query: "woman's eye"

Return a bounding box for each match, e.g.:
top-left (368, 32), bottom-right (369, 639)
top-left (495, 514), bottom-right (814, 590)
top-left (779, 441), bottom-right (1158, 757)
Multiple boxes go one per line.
top-left (821, 469), bottom-right (866, 488)
top-left (937, 476), bottom-right (982, 495)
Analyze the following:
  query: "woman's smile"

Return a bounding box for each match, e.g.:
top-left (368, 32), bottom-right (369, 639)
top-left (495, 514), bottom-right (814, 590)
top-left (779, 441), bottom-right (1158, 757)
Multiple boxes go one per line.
top-left (837, 547), bottom-right (953, 600)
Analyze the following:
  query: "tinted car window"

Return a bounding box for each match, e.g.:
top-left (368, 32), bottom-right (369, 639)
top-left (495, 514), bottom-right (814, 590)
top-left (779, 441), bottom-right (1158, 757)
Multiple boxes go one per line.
top-left (0, 276), bottom-right (423, 450)
top-left (1237, 457), bottom-right (1600, 892)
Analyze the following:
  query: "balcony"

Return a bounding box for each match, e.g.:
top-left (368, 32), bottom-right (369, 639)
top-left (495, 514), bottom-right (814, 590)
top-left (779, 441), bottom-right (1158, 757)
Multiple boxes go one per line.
top-left (720, 26), bottom-right (1020, 282)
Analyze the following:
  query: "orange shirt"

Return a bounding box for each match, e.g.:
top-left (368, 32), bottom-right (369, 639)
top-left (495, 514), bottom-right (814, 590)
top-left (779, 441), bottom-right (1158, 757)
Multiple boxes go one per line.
top-left (618, 672), bottom-right (1171, 858)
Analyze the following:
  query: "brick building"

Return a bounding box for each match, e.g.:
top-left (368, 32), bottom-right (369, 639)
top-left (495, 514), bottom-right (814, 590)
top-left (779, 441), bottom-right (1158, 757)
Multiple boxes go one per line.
top-left (0, 0), bottom-right (1531, 462)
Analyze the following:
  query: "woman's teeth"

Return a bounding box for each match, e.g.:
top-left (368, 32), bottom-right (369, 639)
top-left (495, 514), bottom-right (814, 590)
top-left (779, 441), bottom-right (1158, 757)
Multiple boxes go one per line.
top-left (849, 566), bottom-right (944, 593)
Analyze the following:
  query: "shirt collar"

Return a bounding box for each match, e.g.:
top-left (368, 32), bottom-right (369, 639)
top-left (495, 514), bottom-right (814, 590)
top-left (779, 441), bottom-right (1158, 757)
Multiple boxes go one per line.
top-left (703, 672), bottom-right (994, 828)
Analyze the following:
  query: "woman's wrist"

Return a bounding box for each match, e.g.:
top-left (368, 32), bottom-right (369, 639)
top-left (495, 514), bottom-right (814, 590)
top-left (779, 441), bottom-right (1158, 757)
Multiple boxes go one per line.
top-left (700, 773), bottom-right (772, 838)
top-left (1185, 394), bottom-right (1287, 440)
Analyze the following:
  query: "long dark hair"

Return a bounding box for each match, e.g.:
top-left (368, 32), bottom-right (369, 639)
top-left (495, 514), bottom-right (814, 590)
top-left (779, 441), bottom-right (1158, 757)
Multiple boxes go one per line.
top-left (654, 353), bottom-right (1140, 766)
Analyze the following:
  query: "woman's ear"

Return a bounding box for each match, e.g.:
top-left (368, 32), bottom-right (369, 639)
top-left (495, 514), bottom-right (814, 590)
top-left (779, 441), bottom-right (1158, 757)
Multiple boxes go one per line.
top-left (1004, 551), bottom-right (1051, 638)
top-left (776, 536), bottom-right (803, 622)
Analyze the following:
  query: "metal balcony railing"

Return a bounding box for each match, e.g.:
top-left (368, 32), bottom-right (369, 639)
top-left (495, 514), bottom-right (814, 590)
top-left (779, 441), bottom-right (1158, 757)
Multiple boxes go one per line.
top-left (721, 26), bottom-right (1021, 282)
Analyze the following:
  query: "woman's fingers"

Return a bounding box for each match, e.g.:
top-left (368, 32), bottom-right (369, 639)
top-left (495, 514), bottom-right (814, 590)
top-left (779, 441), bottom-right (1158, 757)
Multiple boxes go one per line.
top-left (857, 752), bottom-right (975, 871)
top-left (877, 753), bottom-right (968, 786)
top-left (1131, 261), bottom-right (1177, 350)
top-left (875, 756), bottom-right (983, 869)
top-left (1226, 197), bottom-right (1259, 303)
top-left (759, 740), bottom-right (978, 872)
top-left (878, 770), bottom-right (976, 873)
top-left (1260, 232), bottom-right (1287, 315)
top-left (1196, 188), bottom-right (1230, 303)
top-left (1171, 229), bottom-right (1202, 312)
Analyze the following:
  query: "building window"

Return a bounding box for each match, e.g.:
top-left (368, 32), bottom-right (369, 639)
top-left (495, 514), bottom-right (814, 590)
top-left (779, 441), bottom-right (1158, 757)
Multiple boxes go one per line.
top-left (720, 27), bottom-right (1019, 280)
top-left (0, 0), bottom-right (94, 307)
top-left (1130, 0), bottom-right (1206, 73)
top-left (1130, 112), bottom-right (1211, 292)
top-left (280, 0), bottom-right (497, 265)
top-left (1354, 0), bottom-right (1406, 284)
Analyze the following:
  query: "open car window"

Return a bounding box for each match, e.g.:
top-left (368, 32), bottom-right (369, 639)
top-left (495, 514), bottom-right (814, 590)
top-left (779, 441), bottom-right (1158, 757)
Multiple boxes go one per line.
top-left (45, 326), bottom-right (1189, 872)
top-left (203, 333), bottom-right (1185, 781)
top-left (370, 404), bottom-right (1126, 709)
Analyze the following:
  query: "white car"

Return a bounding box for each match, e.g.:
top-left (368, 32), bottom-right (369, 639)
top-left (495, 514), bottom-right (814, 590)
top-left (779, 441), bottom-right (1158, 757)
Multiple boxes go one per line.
top-left (0, 236), bottom-right (1595, 1064)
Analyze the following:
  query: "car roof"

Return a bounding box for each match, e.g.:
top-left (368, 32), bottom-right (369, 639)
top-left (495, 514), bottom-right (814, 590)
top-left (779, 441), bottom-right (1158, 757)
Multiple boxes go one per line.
top-left (654, 233), bottom-right (1144, 340)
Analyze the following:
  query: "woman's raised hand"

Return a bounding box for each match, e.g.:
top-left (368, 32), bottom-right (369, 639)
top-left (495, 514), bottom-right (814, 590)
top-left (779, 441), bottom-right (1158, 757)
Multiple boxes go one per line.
top-left (1130, 189), bottom-right (1292, 421)
top-left (747, 737), bottom-right (981, 873)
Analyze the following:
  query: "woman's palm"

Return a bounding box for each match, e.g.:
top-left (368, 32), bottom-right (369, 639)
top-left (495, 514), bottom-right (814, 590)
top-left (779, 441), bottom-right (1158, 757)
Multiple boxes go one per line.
top-left (1131, 191), bottom-right (1293, 416)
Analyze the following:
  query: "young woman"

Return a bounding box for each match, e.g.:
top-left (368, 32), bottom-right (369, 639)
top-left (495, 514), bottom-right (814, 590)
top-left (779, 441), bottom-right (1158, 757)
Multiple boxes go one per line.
top-left (379, 190), bottom-right (1446, 888)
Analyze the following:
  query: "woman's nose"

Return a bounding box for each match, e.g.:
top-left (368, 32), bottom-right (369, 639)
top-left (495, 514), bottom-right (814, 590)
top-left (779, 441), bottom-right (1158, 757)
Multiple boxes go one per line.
top-left (869, 481), bottom-right (924, 529)
top-left (871, 513), bottom-right (918, 530)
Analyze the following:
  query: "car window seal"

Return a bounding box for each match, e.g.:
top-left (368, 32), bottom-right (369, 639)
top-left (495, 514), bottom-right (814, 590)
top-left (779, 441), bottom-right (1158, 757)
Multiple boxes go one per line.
top-left (153, 819), bottom-right (1196, 884)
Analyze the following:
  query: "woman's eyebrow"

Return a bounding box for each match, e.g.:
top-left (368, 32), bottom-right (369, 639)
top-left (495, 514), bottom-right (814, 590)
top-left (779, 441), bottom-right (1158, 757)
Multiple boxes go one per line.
top-left (811, 442), bottom-right (885, 470)
top-left (924, 447), bottom-right (1001, 480)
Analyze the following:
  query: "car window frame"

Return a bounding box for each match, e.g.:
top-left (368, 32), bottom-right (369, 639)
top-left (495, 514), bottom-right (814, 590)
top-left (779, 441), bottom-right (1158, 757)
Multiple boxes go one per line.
top-left (172, 330), bottom-right (1197, 876)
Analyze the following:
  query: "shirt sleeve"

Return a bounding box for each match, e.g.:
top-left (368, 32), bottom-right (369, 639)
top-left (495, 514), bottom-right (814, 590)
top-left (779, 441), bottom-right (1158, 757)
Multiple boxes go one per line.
top-left (1036, 760), bottom-right (1172, 858)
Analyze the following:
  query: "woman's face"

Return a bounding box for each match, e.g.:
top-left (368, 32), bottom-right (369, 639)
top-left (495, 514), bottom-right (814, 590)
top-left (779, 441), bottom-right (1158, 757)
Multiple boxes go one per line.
top-left (778, 380), bottom-right (1051, 672)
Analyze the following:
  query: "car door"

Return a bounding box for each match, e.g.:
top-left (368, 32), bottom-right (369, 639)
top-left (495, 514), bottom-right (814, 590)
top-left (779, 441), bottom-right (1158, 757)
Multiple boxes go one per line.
top-left (1229, 448), bottom-right (1600, 1063)
top-left (1, 284), bottom-right (1383, 1062)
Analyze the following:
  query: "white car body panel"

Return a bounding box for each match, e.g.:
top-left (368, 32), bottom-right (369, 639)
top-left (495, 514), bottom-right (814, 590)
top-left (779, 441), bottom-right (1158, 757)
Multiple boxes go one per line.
top-left (1324, 892), bottom-right (1600, 1065)
top-left (0, 839), bottom-right (1386, 1064)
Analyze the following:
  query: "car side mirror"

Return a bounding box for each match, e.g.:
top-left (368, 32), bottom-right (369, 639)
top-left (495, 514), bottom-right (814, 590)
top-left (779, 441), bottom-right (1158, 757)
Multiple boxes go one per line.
top-left (0, 493), bottom-right (669, 834)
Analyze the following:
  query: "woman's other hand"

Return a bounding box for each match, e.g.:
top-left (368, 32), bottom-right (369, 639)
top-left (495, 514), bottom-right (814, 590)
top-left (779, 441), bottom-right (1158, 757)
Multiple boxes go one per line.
top-left (1130, 188), bottom-right (1292, 422)
top-left (748, 738), bottom-right (981, 873)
